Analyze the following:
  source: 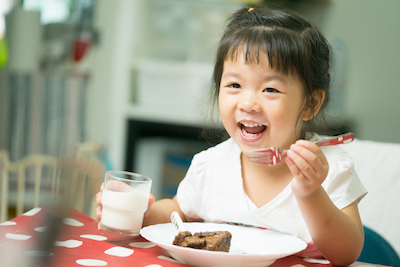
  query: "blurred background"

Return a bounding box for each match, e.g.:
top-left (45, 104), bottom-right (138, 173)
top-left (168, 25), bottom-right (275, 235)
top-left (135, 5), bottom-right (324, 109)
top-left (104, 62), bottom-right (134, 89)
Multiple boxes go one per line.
top-left (1, 0), bottom-right (399, 200)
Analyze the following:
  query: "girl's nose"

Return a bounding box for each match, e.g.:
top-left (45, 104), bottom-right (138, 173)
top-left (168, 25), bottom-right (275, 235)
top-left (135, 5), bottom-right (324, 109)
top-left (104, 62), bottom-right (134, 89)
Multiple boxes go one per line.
top-left (237, 92), bottom-right (261, 112)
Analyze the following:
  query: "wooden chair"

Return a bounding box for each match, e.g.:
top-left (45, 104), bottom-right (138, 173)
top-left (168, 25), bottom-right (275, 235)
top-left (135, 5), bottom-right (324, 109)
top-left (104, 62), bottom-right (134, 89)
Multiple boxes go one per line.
top-left (0, 151), bottom-right (103, 222)
top-left (57, 157), bottom-right (104, 218)
top-left (0, 150), bottom-right (10, 222)
top-left (74, 141), bottom-right (103, 160)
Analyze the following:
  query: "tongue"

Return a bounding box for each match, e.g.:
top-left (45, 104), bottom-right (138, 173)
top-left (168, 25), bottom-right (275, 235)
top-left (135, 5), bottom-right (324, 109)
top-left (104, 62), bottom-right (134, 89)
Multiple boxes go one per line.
top-left (243, 125), bottom-right (266, 134)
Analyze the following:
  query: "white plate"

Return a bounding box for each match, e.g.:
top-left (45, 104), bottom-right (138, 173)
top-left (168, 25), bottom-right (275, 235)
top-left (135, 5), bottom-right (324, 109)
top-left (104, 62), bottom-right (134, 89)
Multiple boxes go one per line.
top-left (140, 222), bottom-right (307, 267)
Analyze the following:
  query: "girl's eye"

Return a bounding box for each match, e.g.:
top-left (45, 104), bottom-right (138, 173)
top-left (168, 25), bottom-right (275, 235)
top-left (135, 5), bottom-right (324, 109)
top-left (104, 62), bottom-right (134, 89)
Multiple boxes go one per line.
top-left (263, 87), bottom-right (280, 93)
top-left (228, 83), bottom-right (241, 89)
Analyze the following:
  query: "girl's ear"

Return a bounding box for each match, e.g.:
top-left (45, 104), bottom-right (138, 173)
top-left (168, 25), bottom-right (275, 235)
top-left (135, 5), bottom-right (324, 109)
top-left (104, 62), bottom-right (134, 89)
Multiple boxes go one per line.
top-left (301, 90), bottom-right (325, 121)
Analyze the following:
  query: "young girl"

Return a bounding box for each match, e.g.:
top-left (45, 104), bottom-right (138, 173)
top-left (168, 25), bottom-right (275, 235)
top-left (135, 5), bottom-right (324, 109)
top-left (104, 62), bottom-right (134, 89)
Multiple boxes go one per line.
top-left (96, 6), bottom-right (367, 266)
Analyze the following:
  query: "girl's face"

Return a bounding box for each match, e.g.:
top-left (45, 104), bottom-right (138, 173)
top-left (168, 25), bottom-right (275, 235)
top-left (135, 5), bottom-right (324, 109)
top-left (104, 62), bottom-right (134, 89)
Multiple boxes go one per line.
top-left (218, 51), bottom-right (310, 157)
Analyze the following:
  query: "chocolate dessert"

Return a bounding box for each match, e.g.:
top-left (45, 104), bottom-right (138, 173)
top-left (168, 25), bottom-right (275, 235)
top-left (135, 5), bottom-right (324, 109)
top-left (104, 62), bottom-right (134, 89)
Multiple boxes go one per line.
top-left (173, 231), bottom-right (232, 252)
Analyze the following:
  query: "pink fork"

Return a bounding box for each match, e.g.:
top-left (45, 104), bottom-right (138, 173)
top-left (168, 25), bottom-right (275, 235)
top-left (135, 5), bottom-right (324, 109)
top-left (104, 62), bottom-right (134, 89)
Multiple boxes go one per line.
top-left (249, 132), bottom-right (355, 166)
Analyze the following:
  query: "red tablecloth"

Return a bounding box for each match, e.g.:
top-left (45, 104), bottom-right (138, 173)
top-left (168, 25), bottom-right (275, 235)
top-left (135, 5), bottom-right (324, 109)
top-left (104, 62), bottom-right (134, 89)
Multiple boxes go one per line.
top-left (0, 206), bottom-right (387, 267)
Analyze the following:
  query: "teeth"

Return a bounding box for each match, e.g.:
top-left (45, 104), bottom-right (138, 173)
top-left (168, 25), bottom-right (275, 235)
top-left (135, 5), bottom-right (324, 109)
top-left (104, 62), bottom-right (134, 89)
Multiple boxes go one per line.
top-left (241, 127), bottom-right (259, 137)
top-left (241, 122), bottom-right (263, 127)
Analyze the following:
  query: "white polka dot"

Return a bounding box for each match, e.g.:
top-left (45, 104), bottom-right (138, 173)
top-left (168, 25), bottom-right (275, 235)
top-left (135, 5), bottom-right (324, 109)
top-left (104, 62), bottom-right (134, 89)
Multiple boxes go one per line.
top-left (303, 258), bottom-right (331, 264)
top-left (23, 207), bottom-right (41, 216)
top-left (34, 226), bottom-right (47, 232)
top-left (158, 255), bottom-right (180, 263)
top-left (0, 221), bottom-right (16, 226)
top-left (80, 234), bottom-right (107, 241)
top-left (5, 233), bottom-right (32, 240)
top-left (55, 240), bottom-right (83, 248)
top-left (104, 246), bottom-right (134, 257)
top-left (129, 241), bottom-right (156, 248)
top-left (76, 259), bottom-right (108, 266)
top-left (63, 218), bottom-right (84, 227)
top-left (24, 250), bottom-right (53, 257)
top-left (144, 265), bottom-right (163, 267)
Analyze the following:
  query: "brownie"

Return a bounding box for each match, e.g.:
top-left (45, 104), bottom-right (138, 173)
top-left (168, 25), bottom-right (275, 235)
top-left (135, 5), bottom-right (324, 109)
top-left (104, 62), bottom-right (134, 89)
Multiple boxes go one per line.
top-left (173, 231), bottom-right (232, 252)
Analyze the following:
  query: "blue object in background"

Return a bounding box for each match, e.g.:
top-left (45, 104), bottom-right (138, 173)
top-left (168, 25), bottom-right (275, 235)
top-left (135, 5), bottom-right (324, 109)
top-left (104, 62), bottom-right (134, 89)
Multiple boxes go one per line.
top-left (358, 226), bottom-right (400, 266)
top-left (99, 149), bottom-right (113, 172)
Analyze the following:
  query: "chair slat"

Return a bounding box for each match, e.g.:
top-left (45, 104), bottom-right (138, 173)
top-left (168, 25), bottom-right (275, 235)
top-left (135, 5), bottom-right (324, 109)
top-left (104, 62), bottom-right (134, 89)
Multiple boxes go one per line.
top-left (0, 151), bottom-right (103, 222)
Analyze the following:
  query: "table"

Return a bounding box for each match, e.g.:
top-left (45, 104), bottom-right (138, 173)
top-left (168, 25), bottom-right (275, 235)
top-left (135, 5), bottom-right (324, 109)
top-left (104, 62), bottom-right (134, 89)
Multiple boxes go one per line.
top-left (0, 206), bottom-right (388, 267)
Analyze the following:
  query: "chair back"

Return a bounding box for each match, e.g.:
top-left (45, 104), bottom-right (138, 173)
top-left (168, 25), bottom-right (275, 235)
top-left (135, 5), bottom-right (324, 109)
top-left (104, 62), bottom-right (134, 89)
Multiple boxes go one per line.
top-left (358, 226), bottom-right (400, 266)
top-left (340, 139), bottom-right (400, 263)
top-left (0, 150), bottom-right (10, 222)
top-left (0, 151), bottom-right (103, 222)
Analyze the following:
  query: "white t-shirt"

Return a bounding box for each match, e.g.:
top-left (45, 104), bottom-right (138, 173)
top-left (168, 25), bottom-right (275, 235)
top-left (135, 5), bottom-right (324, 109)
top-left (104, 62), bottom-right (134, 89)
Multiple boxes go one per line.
top-left (177, 135), bottom-right (367, 245)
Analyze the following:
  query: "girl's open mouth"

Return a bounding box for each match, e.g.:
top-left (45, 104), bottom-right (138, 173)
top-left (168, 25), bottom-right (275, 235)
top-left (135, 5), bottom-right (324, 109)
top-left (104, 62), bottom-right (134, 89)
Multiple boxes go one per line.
top-left (239, 122), bottom-right (267, 140)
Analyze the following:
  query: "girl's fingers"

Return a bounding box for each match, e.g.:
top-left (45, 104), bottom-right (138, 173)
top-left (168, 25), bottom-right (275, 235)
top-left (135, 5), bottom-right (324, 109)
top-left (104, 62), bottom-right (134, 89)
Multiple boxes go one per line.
top-left (95, 192), bottom-right (102, 204)
top-left (289, 142), bottom-right (328, 174)
top-left (96, 205), bottom-right (102, 219)
top-left (96, 183), bottom-right (105, 220)
top-left (284, 153), bottom-right (304, 182)
top-left (286, 149), bottom-right (316, 183)
top-left (291, 142), bottom-right (325, 168)
top-left (149, 193), bottom-right (155, 206)
top-left (285, 140), bottom-right (329, 197)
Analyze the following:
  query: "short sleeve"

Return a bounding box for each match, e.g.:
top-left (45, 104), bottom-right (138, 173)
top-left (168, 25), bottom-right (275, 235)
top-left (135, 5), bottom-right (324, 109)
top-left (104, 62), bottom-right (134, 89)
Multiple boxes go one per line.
top-left (321, 146), bottom-right (368, 210)
top-left (176, 151), bottom-right (208, 220)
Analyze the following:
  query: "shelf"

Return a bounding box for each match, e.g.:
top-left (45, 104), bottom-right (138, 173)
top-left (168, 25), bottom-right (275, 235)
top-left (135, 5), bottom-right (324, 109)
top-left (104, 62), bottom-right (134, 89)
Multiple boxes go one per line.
top-left (128, 59), bottom-right (220, 127)
top-left (125, 103), bottom-right (209, 127)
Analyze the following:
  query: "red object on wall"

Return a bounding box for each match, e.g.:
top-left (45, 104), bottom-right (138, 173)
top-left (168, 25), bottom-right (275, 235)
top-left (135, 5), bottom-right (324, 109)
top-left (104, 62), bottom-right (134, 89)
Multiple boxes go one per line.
top-left (72, 37), bottom-right (91, 62)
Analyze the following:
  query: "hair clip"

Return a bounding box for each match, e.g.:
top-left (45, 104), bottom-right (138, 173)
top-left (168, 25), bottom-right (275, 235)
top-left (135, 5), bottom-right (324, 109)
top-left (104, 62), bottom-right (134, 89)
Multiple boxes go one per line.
top-left (248, 7), bottom-right (254, 12)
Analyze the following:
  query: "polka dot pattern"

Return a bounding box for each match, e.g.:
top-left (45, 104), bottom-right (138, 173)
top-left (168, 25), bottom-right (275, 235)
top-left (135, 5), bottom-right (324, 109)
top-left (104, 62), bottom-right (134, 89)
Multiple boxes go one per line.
top-left (129, 241), bottom-right (156, 248)
top-left (104, 246), bottom-right (134, 257)
top-left (303, 258), bottom-right (331, 264)
top-left (0, 206), bottom-right (385, 267)
top-left (22, 207), bottom-right (41, 216)
top-left (80, 234), bottom-right (107, 241)
top-left (34, 226), bottom-right (47, 232)
top-left (63, 218), bottom-right (84, 227)
top-left (76, 259), bottom-right (108, 266)
top-left (5, 233), bottom-right (32, 240)
top-left (158, 255), bottom-right (180, 263)
top-left (0, 221), bottom-right (16, 226)
top-left (55, 240), bottom-right (84, 248)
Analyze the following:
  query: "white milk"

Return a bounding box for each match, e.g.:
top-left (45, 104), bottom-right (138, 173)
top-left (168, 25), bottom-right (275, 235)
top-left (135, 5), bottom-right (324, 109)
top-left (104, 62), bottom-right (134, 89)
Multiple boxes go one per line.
top-left (101, 188), bottom-right (148, 231)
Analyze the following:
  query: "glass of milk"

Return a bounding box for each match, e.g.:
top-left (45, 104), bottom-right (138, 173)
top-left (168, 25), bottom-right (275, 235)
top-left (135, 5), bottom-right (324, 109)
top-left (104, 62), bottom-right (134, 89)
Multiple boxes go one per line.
top-left (100, 170), bottom-right (152, 236)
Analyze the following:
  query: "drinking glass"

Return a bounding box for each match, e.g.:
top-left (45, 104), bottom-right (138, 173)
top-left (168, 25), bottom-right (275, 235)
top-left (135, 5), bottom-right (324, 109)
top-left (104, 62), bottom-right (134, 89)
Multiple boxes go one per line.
top-left (100, 170), bottom-right (152, 236)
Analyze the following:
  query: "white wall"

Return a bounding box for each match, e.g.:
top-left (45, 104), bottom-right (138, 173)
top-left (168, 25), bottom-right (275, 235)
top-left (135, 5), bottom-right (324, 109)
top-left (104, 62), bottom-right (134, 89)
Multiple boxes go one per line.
top-left (87, 0), bottom-right (145, 169)
top-left (87, 0), bottom-right (400, 169)
top-left (298, 0), bottom-right (400, 143)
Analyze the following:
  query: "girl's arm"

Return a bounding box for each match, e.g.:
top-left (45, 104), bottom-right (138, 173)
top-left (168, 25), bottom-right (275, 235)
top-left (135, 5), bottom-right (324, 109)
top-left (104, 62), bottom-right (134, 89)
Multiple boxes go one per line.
top-left (285, 140), bottom-right (364, 266)
top-left (142, 196), bottom-right (202, 226)
top-left (295, 187), bottom-right (364, 266)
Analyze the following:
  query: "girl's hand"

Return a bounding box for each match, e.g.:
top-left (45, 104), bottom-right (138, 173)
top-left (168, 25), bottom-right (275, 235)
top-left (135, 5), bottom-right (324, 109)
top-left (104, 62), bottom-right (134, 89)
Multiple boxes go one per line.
top-left (284, 139), bottom-right (329, 197)
top-left (95, 182), bottom-right (104, 219)
top-left (95, 182), bottom-right (156, 220)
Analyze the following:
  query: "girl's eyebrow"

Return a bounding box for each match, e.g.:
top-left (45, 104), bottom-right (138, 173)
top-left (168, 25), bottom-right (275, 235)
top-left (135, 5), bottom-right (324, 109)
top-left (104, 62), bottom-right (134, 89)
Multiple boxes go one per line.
top-left (222, 71), bottom-right (288, 84)
top-left (264, 75), bottom-right (288, 84)
top-left (221, 71), bottom-right (241, 79)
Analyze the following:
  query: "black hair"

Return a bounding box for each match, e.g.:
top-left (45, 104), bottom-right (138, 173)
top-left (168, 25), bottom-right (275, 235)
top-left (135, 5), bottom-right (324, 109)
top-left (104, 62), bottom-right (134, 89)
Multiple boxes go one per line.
top-left (208, 6), bottom-right (332, 136)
